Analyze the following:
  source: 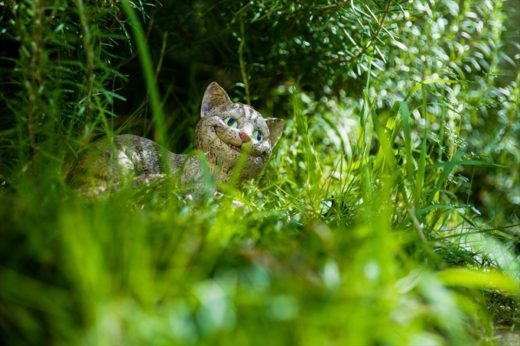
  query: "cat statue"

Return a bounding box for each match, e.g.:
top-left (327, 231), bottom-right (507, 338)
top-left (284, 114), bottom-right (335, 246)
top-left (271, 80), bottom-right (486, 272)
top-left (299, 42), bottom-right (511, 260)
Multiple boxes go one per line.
top-left (75, 82), bottom-right (284, 195)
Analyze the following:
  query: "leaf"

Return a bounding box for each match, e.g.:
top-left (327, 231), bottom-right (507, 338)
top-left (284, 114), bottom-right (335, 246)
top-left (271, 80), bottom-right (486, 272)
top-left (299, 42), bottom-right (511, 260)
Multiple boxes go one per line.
top-left (405, 79), bottom-right (456, 101)
top-left (437, 268), bottom-right (519, 294)
top-left (400, 101), bottom-right (414, 186)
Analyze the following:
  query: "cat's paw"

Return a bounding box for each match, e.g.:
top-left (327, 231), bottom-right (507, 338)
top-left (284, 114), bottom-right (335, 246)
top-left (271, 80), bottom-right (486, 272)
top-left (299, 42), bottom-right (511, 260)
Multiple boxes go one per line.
top-left (133, 173), bottom-right (167, 185)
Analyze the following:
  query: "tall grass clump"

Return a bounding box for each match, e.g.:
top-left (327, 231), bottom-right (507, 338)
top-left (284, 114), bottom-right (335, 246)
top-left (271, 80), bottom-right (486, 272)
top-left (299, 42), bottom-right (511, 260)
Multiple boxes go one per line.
top-left (1, 0), bottom-right (519, 345)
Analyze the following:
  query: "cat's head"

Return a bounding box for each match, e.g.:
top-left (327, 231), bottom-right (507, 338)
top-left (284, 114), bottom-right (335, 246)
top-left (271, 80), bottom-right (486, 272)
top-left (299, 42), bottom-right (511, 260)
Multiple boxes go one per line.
top-left (195, 82), bottom-right (284, 181)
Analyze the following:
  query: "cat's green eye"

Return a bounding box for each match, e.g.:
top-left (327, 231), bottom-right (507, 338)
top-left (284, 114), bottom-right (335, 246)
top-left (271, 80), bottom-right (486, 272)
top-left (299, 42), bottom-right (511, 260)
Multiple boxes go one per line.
top-left (253, 130), bottom-right (263, 142)
top-left (225, 117), bottom-right (238, 128)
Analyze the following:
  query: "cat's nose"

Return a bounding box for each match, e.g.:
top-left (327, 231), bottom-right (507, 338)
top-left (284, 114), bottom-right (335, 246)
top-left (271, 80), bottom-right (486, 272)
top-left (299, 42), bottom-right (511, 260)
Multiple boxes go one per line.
top-left (239, 131), bottom-right (251, 142)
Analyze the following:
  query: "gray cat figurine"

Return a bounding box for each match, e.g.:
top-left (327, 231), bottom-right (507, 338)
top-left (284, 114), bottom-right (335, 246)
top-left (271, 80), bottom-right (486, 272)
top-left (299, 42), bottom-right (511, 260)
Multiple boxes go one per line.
top-left (75, 82), bottom-right (284, 195)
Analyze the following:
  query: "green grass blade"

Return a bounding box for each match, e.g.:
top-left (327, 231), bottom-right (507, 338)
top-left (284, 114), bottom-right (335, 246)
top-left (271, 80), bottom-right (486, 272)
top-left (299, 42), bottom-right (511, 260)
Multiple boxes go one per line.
top-left (120, 0), bottom-right (166, 145)
top-left (437, 268), bottom-right (519, 294)
top-left (399, 101), bottom-right (414, 194)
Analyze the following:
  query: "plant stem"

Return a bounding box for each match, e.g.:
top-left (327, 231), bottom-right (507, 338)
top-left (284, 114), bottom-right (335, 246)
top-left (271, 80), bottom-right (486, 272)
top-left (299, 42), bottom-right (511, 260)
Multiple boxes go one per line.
top-left (239, 18), bottom-right (250, 105)
top-left (120, 0), bottom-right (166, 145)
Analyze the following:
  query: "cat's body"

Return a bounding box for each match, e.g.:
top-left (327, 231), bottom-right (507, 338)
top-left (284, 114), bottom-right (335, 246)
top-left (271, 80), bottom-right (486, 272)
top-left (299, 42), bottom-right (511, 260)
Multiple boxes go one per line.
top-left (74, 82), bottom-right (284, 194)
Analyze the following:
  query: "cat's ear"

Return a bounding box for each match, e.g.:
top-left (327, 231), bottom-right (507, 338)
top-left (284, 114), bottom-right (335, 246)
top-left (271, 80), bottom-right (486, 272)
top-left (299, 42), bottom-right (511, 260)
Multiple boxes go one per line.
top-left (201, 82), bottom-right (232, 117)
top-left (266, 118), bottom-right (285, 147)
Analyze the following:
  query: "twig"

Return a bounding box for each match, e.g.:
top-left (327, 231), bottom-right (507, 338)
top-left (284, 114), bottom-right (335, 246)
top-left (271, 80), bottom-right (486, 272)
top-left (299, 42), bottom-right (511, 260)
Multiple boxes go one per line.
top-left (408, 207), bottom-right (427, 242)
top-left (314, 1), bottom-right (351, 11)
top-left (351, 0), bottom-right (393, 62)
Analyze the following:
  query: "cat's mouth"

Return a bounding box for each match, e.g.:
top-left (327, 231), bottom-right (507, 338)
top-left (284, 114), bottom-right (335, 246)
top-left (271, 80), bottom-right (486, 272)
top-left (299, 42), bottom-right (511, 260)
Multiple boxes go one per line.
top-left (224, 141), bottom-right (242, 153)
top-left (213, 126), bottom-right (261, 157)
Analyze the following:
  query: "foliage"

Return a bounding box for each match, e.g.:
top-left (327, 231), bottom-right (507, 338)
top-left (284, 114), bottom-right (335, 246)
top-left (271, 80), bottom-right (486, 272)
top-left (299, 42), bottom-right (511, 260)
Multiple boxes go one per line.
top-left (0, 0), bottom-right (519, 345)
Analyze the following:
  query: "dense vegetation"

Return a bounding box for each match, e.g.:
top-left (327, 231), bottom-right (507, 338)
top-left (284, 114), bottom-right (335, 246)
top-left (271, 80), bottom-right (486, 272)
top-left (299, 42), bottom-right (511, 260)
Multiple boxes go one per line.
top-left (0, 0), bottom-right (519, 344)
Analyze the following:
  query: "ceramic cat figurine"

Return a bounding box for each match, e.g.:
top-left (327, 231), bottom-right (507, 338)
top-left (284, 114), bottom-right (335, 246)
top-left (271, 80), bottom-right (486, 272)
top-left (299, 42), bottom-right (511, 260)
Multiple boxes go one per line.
top-left (75, 82), bottom-right (284, 194)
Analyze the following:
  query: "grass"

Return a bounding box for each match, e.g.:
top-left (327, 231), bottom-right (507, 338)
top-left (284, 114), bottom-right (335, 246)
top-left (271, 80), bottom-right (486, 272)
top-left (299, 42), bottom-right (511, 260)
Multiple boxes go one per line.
top-left (1, 0), bottom-right (519, 345)
top-left (1, 81), bottom-right (519, 344)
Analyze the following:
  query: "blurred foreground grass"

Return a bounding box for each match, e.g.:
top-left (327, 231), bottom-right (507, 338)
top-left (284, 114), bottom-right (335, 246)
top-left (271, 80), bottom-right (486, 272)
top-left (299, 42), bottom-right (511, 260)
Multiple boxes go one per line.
top-left (1, 89), bottom-right (519, 344)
